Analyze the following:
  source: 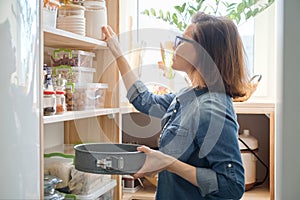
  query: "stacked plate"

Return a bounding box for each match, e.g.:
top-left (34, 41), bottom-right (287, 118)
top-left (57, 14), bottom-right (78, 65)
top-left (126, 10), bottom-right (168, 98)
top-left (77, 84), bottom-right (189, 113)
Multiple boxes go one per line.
top-left (57, 15), bottom-right (86, 36)
top-left (56, 4), bottom-right (86, 36)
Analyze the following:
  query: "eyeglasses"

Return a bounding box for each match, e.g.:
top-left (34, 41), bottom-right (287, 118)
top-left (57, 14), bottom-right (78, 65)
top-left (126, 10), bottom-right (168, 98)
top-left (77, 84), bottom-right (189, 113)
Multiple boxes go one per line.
top-left (174, 36), bottom-right (195, 48)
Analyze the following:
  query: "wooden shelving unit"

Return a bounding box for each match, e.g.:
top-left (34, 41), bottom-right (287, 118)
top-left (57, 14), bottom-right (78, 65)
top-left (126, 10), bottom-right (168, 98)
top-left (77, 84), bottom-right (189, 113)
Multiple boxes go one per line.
top-left (42, 12), bottom-right (122, 199)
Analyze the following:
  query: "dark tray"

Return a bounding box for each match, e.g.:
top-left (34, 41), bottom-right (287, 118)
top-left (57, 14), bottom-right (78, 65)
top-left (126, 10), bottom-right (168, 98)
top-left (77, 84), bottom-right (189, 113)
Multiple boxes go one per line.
top-left (74, 143), bottom-right (146, 175)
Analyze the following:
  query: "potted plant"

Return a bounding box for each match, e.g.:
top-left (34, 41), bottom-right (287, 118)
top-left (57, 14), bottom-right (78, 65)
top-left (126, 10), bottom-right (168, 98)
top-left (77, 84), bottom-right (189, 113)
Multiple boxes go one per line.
top-left (142, 0), bottom-right (275, 31)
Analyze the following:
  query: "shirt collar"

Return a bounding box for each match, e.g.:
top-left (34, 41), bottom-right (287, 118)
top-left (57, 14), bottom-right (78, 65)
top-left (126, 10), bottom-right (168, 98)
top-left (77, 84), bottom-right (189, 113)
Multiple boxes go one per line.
top-left (176, 87), bottom-right (209, 105)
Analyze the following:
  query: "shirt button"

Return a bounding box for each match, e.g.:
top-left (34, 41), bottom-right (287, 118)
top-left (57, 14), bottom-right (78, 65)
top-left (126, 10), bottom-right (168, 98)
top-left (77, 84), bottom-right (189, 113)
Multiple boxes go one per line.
top-left (173, 109), bottom-right (177, 113)
top-left (228, 163), bottom-right (232, 168)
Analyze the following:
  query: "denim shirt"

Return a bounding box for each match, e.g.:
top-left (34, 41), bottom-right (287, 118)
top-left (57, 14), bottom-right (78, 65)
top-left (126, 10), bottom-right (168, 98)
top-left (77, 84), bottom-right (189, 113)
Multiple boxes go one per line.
top-left (127, 81), bottom-right (245, 200)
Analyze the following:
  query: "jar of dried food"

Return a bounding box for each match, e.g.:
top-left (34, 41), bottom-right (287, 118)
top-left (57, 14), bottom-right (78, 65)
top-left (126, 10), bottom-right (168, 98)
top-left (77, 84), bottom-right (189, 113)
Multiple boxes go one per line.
top-left (44, 90), bottom-right (56, 116)
top-left (55, 90), bottom-right (66, 114)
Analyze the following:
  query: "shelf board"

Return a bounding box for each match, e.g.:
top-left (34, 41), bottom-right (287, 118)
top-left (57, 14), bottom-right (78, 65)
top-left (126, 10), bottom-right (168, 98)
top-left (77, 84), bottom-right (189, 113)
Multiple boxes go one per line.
top-left (241, 185), bottom-right (270, 200)
top-left (233, 100), bottom-right (275, 114)
top-left (43, 108), bottom-right (120, 124)
top-left (123, 180), bottom-right (269, 200)
top-left (120, 106), bottom-right (136, 114)
top-left (43, 27), bottom-right (108, 50)
top-left (44, 144), bottom-right (75, 155)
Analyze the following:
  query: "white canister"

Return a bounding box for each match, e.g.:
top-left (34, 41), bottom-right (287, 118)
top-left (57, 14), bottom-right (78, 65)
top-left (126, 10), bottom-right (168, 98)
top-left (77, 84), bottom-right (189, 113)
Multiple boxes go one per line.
top-left (238, 129), bottom-right (258, 191)
top-left (84, 0), bottom-right (107, 40)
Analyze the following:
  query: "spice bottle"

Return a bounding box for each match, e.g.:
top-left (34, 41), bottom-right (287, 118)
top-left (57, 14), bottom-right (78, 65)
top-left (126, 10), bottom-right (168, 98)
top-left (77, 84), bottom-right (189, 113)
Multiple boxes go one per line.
top-left (55, 90), bottom-right (66, 114)
top-left (43, 90), bottom-right (56, 116)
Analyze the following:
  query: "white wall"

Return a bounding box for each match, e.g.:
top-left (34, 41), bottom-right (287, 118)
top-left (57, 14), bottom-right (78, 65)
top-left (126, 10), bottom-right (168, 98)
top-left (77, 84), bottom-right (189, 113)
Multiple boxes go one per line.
top-left (253, 4), bottom-right (276, 99)
top-left (275, 0), bottom-right (300, 199)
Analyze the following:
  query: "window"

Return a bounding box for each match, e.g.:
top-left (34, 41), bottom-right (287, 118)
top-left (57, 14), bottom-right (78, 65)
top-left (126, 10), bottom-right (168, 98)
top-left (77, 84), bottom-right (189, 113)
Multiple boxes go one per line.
top-left (119, 0), bottom-right (275, 99)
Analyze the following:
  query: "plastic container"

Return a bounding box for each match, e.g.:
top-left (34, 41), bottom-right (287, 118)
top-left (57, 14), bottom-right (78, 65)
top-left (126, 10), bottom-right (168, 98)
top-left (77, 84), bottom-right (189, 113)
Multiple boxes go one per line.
top-left (84, 0), bottom-right (107, 39)
top-left (44, 90), bottom-right (57, 116)
top-left (238, 129), bottom-right (258, 190)
top-left (55, 90), bottom-right (66, 114)
top-left (53, 66), bottom-right (96, 84)
top-left (76, 179), bottom-right (116, 200)
top-left (91, 83), bottom-right (108, 108)
top-left (42, 0), bottom-right (60, 28)
top-left (65, 83), bottom-right (107, 111)
top-left (49, 49), bottom-right (95, 68)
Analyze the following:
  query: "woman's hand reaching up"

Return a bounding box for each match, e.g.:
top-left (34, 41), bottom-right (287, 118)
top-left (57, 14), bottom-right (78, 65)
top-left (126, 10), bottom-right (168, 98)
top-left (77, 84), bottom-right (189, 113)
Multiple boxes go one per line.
top-left (102, 25), bottom-right (122, 58)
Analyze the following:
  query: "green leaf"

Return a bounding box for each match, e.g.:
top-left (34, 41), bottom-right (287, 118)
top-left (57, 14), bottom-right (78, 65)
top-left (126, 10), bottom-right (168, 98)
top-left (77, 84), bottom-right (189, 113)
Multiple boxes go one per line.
top-left (188, 9), bottom-right (195, 16)
top-left (237, 2), bottom-right (246, 14)
top-left (235, 13), bottom-right (241, 24)
top-left (178, 21), bottom-right (183, 31)
top-left (166, 11), bottom-right (171, 21)
top-left (142, 9), bottom-right (150, 16)
top-left (182, 3), bottom-right (187, 12)
top-left (150, 8), bottom-right (156, 16)
top-left (246, 10), bottom-right (252, 19)
top-left (159, 10), bottom-right (164, 18)
top-left (172, 13), bottom-right (178, 24)
top-left (253, 8), bottom-right (259, 16)
top-left (174, 6), bottom-right (182, 13)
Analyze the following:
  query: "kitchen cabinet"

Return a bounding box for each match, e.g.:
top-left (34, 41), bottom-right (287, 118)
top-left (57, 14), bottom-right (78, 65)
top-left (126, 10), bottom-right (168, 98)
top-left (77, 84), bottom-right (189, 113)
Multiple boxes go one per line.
top-left (42, 1), bottom-right (125, 199)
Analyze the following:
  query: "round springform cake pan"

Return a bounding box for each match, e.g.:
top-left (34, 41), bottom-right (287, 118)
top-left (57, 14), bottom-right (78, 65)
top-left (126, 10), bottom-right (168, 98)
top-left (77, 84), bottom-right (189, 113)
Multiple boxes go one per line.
top-left (74, 143), bottom-right (146, 175)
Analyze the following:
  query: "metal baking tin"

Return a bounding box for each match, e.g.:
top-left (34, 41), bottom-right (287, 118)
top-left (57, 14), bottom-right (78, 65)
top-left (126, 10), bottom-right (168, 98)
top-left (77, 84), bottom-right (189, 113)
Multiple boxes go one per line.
top-left (74, 143), bottom-right (146, 174)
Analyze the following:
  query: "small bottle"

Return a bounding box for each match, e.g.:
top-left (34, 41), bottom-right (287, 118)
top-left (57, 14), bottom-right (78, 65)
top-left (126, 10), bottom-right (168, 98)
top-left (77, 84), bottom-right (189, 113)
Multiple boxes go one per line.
top-left (43, 90), bottom-right (56, 116)
top-left (55, 74), bottom-right (67, 91)
top-left (55, 90), bottom-right (66, 114)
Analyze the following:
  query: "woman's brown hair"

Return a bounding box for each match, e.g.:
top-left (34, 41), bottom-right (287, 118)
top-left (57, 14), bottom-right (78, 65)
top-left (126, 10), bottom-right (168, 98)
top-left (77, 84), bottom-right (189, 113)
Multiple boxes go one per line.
top-left (191, 12), bottom-right (250, 98)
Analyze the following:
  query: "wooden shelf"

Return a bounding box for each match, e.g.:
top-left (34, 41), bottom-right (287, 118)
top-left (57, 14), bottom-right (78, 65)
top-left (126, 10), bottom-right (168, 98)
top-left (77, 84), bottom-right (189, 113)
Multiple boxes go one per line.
top-left (242, 185), bottom-right (270, 200)
top-left (233, 99), bottom-right (275, 114)
top-left (43, 27), bottom-right (108, 50)
top-left (123, 179), bottom-right (269, 200)
top-left (44, 144), bottom-right (75, 155)
top-left (43, 108), bottom-right (120, 124)
top-left (123, 179), bottom-right (156, 200)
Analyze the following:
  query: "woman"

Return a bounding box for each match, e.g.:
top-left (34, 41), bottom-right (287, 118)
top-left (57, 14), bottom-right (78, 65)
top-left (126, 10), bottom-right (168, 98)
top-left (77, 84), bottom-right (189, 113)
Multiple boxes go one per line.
top-left (102, 12), bottom-right (248, 200)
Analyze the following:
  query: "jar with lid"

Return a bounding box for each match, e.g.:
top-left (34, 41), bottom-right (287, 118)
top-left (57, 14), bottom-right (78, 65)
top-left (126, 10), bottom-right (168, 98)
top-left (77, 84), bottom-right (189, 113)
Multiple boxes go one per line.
top-left (44, 91), bottom-right (56, 116)
top-left (84, 0), bottom-right (107, 39)
top-left (55, 90), bottom-right (66, 114)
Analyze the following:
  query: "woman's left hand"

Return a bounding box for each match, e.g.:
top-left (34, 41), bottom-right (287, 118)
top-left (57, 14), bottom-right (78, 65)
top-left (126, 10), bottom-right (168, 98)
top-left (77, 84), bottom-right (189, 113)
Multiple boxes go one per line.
top-left (133, 146), bottom-right (176, 179)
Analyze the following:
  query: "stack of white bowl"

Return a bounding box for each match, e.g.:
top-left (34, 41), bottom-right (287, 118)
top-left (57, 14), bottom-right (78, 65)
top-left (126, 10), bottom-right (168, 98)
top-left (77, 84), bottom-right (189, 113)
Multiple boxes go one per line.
top-left (56, 4), bottom-right (86, 36)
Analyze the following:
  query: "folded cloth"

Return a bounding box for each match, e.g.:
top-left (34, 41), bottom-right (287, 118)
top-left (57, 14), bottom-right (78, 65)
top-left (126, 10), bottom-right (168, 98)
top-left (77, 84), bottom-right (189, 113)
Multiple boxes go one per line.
top-left (68, 166), bottom-right (111, 195)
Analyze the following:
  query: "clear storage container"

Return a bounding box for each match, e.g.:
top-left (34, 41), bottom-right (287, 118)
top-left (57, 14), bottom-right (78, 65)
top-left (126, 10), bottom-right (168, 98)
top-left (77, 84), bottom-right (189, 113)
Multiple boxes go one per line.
top-left (53, 66), bottom-right (96, 84)
top-left (42, 0), bottom-right (60, 28)
top-left (44, 90), bottom-right (56, 116)
top-left (49, 49), bottom-right (95, 68)
top-left (92, 83), bottom-right (108, 108)
top-left (65, 83), bottom-right (107, 111)
top-left (76, 179), bottom-right (116, 200)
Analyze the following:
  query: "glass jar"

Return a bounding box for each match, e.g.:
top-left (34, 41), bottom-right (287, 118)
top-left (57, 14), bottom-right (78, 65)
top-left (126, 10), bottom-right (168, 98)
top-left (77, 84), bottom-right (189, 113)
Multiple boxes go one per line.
top-left (44, 91), bottom-right (56, 116)
top-left (55, 90), bottom-right (66, 114)
top-left (84, 0), bottom-right (107, 39)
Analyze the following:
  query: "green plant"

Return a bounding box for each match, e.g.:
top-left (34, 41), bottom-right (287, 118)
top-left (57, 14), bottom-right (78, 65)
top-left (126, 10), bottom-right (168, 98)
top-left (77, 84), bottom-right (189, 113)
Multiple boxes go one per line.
top-left (142, 0), bottom-right (275, 31)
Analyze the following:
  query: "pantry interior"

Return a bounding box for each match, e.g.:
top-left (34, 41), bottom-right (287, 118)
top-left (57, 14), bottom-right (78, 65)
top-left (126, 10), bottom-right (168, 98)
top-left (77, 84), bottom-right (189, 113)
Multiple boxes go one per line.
top-left (40, 0), bottom-right (275, 199)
